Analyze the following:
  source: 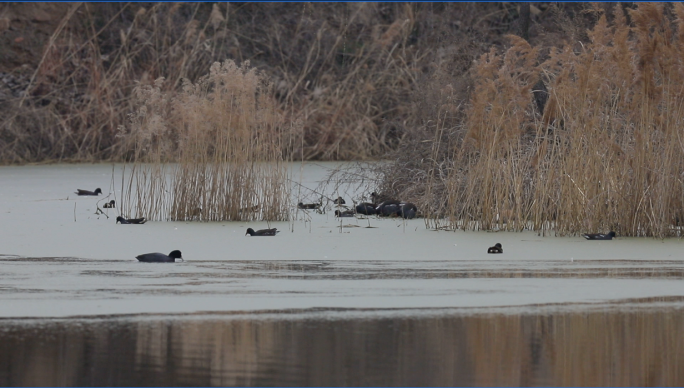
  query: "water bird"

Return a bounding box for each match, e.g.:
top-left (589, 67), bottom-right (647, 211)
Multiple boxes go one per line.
top-left (297, 202), bottom-right (320, 210)
top-left (136, 250), bottom-right (183, 263)
top-left (116, 216), bottom-right (147, 224)
top-left (370, 191), bottom-right (395, 203)
top-left (246, 227), bottom-right (279, 236)
top-left (186, 207), bottom-right (203, 221)
top-left (371, 191), bottom-right (399, 206)
top-left (398, 203), bottom-right (418, 219)
top-left (75, 188), bottom-right (102, 196)
top-left (376, 201), bottom-right (400, 216)
top-left (335, 209), bottom-right (355, 218)
top-left (239, 205), bottom-right (259, 213)
top-left (102, 200), bottom-right (115, 208)
top-left (582, 231), bottom-right (616, 240)
top-left (333, 196), bottom-right (346, 205)
top-left (356, 202), bottom-right (377, 215)
top-left (487, 243), bottom-right (503, 254)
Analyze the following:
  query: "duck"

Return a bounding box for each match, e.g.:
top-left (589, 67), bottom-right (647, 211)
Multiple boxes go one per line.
top-left (239, 205), bottom-right (259, 213)
top-left (376, 201), bottom-right (401, 217)
top-left (355, 202), bottom-right (377, 215)
top-left (582, 231), bottom-right (616, 240)
top-left (102, 200), bottom-right (115, 209)
top-left (136, 250), bottom-right (183, 263)
top-left (116, 216), bottom-right (147, 224)
top-left (75, 188), bottom-right (102, 196)
top-left (370, 192), bottom-right (396, 204)
top-left (297, 202), bottom-right (320, 210)
top-left (398, 203), bottom-right (418, 219)
top-left (487, 243), bottom-right (503, 254)
top-left (333, 196), bottom-right (346, 205)
top-left (246, 227), bottom-right (279, 236)
top-left (334, 209), bottom-right (355, 217)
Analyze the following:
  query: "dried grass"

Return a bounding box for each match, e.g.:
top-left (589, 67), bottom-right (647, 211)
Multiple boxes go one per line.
top-left (0, 3), bottom-right (537, 163)
top-left (385, 3), bottom-right (684, 238)
top-left (120, 60), bottom-right (291, 222)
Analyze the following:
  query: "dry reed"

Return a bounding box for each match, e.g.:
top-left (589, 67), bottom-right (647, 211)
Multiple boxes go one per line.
top-left (120, 60), bottom-right (291, 222)
top-left (0, 3), bottom-right (550, 163)
top-left (387, 3), bottom-right (684, 238)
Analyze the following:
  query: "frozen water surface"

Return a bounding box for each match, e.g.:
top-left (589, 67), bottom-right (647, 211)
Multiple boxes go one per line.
top-left (1, 163), bottom-right (684, 318)
top-left (1, 163), bottom-right (684, 386)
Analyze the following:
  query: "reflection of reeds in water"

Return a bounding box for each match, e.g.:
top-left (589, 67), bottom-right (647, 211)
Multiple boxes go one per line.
top-left (125, 307), bottom-right (684, 386)
top-left (120, 60), bottom-right (291, 221)
top-left (4, 308), bottom-right (684, 386)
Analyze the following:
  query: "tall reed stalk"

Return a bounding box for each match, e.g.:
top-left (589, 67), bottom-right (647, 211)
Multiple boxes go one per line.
top-left (439, 3), bottom-right (684, 237)
top-left (121, 60), bottom-right (291, 222)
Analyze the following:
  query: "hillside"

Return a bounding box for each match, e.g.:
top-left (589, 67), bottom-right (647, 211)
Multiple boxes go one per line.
top-left (0, 2), bottom-right (599, 163)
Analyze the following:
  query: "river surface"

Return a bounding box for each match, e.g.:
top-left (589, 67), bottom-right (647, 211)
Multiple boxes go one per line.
top-left (0, 163), bottom-right (683, 386)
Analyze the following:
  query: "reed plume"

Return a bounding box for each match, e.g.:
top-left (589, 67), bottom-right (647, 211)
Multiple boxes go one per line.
top-left (121, 60), bottom-right (291, 222)
top-left (387, 3), bottom-right (684, 238)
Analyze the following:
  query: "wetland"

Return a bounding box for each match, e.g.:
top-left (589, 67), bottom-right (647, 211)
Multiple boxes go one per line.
top-left (1, 163), bottom-right (684, 386)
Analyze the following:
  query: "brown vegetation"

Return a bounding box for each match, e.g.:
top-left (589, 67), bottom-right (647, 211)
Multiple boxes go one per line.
top-left (383, 3), bottom-right (684, 237)
top-left (0, 2), bottom-right (577, 163)
top-left (120, 60), bottom-right (291, 222)
top-left (7, 3), bottom-right (681, 234)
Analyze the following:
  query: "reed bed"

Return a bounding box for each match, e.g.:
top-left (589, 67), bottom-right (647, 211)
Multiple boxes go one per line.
top-left (120, 60), bottom-right (291, 222)
top-left (385, 3), bottom-right (684, 238)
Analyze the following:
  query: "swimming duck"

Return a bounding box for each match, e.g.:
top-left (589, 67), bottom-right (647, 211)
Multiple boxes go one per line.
top-left (356, 202), bottom-right (377, 215)
top-left (487, 243), bottom-right (503, 254)
top-left (102, 200), bottom-right (115, 208)
top-left (75, 188), bottom-right (102, 196)
top-left (136, 250), bottom-right (183, 263)
top-left (582, 231), bottom-right (616, 240)
top-left (297, 202), bottom-right (320, 210)
top-left (333, 196), bottom-right (346, 205)
top-left (335, 209), bottom-right (355, 218)
top-left (246, 227), bottom-right (279, 236)
top-left (116, 216), bottom-right (147, 224)
top-left (398, 203), bottom-right (418, 219)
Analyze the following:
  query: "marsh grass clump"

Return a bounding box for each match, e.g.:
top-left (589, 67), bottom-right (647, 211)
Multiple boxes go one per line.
top-left (385, 3), bottom-right (684, 238)
top-left (121, 60), bottom-right (291, 222)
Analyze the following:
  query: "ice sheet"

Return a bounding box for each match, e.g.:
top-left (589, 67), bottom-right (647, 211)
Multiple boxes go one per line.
top-left (0, 163), bottom-right (683, 318)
